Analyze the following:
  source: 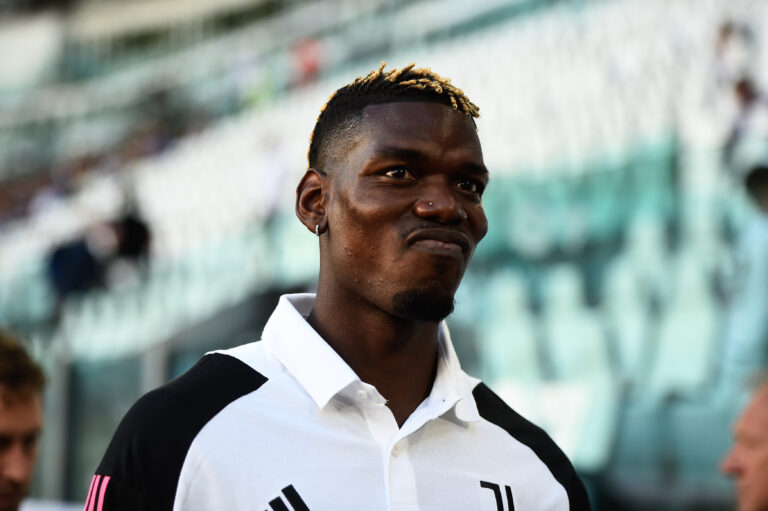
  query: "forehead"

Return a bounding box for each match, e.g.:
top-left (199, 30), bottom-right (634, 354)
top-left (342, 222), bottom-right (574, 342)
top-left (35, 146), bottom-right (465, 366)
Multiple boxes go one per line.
top-left (0, 389), bottom-right (41, 434)
top-left (738, 387), bottom-right (768, 439)
top-left (358, 101), bottom-right (482, 156)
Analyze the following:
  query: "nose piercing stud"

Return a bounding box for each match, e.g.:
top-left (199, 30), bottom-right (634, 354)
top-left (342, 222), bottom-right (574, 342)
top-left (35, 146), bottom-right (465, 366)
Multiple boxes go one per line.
top-left (428, 202), bottom-right (433, 206)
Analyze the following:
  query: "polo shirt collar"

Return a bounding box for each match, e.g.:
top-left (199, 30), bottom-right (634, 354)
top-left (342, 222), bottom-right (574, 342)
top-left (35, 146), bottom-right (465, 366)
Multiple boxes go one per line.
top-left (262, 294), bottom-right (359, 409)
top-left (434, 322), bottom-right (481, 423)
top-left (262, 293), bottom-right (480, 423)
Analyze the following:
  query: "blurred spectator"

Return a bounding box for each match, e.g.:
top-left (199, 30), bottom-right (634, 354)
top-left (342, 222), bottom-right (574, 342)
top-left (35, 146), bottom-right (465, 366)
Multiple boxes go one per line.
top-left (713, 21), bottom-right (757, 93)
top-left (0, 329), bottom-right (45, 511)
top-left (719, 165), bottom-right (768, 391)
top-left (723, 77), bottom-right (768, 173)
top-left (46, 210), bottom-right (151, 318)
top-left (292, 38), bottom-right (323, 86)
top-left (721, 376), bottom-right (768, 511)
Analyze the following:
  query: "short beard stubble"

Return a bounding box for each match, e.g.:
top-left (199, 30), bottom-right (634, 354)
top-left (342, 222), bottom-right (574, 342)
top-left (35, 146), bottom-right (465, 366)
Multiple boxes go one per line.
top-left (391, 288), bottom-right (455, 323)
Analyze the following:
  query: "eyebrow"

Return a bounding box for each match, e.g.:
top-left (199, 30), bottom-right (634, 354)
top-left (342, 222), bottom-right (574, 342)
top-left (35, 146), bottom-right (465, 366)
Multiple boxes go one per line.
top-left (370, 145), bottom-right (489, 179)
top-left (372, 146), bottom-right (429, 162)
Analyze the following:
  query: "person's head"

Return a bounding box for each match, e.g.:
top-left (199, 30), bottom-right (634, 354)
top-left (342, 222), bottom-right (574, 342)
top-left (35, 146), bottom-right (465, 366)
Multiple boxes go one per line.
top-left (721, 378), bottom-right (768, 511)
top-left (296, 63), bottom-right (488, 322)
top-left (114, 212), bottom-right (151, 262)
top-left (745, 165), bottom-right (768, 212)
top-left (0, 330), bottom-right (45, 511)
top-left (735, 77), bottom-right (758, 108)
top-left (717, 21), bottom-right (735, 47)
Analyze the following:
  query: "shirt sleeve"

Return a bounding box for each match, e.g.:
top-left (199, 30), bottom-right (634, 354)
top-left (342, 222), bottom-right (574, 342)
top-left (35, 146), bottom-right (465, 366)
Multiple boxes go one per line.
top-left (83, 474), bottom-right (146, 511)
top-left (86, 354), bottom-right (268, 511)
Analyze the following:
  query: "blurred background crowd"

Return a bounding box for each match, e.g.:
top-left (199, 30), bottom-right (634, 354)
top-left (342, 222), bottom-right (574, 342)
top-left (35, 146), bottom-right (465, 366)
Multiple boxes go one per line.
top-left (1, 0), bottom-right (768, 509)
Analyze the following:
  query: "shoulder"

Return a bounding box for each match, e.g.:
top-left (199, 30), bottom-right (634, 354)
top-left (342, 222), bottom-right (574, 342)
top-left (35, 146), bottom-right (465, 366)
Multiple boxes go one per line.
top-left (95, 353), bottom-right (268, 510)
top-left (472, 382), bottom-right (591, 511)
top-left (105, 353), bottom-right (268, 446)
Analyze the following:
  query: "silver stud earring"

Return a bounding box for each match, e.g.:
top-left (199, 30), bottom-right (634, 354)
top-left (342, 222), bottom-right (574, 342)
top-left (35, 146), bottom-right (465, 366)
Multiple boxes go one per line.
top-left (428, 202), bottom-right (433, 207)
top-left (315, 224), bottom-right (320, 236)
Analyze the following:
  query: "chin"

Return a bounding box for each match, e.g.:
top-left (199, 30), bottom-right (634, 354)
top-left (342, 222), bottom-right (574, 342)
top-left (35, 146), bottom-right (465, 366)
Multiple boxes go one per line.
top-left (0, 496), bottom-right (22, 511)
top-left (391, 287), bottom-right (455, 323)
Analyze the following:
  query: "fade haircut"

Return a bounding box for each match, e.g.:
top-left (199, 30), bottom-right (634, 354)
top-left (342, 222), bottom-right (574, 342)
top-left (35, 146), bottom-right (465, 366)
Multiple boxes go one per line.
top-left (0, 329), bottom-right (45, 403)
top-left (307, 62), bottom-right (480, 170)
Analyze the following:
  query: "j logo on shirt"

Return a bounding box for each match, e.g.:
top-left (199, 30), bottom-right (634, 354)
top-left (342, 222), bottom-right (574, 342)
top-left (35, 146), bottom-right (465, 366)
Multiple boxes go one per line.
top-left (480, 480), bottom-right (515, 511)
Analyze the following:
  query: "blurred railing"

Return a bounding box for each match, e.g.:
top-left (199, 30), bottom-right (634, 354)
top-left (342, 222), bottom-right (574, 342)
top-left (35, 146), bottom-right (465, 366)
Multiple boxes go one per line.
top-left (0, 0), bottom-right (557, 180)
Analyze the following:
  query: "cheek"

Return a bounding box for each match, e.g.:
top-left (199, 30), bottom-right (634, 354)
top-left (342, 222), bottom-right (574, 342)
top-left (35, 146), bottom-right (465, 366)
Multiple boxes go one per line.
top-left (28, 444), bottom-right (40, 463)
top-left (469, 204), bottom-right (489, 244)
top-left (328, 207), bottom-right (394, 279)
top-left (752, 448), bottom-right (768, 479)
top-left (332, 191), bottom-right (406, 250)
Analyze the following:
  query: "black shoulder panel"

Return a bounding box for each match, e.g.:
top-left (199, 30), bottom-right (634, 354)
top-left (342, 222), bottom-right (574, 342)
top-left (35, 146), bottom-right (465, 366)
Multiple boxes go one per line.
top-left (472, 383), bottom-right (591, 511)
top-left (96, 353), bottom-right (268, 511)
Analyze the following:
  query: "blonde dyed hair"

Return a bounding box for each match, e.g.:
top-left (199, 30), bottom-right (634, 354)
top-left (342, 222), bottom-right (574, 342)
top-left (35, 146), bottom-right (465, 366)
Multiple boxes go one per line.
top-left (308, 62), bottom-right (479, 169)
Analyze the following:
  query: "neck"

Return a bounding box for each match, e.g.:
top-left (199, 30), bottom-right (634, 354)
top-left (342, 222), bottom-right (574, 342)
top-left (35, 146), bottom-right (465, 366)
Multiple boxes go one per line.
top-left (308, 284), bottom-right (441, 427)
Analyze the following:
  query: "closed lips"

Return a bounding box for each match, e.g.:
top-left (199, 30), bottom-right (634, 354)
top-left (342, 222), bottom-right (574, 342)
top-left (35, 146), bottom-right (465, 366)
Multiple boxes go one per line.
top-left (406, 228), bottom-right (470, 255)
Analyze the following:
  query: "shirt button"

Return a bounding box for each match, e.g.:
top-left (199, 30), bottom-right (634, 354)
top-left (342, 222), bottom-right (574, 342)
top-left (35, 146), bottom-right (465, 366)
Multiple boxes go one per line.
top-left (392, 445), bottom-right (401, 457)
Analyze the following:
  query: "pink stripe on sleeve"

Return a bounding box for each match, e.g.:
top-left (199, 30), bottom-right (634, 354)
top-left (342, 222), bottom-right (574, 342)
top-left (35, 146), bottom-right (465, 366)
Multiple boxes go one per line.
top-left (96, 475), bottom-right (111, 511)
top-left (83, 475), bottom-right (97, 511)
top-left (86, 475), bottom-right (101, 511)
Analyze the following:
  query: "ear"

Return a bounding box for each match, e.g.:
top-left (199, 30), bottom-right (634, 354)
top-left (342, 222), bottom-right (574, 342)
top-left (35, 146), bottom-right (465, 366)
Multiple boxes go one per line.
top-left (295, 168), bottom-right (328, 235)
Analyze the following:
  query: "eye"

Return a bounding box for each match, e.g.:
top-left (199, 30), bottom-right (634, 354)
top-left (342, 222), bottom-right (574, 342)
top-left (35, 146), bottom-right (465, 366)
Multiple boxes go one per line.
top-left (458, 178), bottom-right (485, 196)
top-left (384, 168), bottom-right (413, 180)
top-left (22, 434), bottom-right (39, 453)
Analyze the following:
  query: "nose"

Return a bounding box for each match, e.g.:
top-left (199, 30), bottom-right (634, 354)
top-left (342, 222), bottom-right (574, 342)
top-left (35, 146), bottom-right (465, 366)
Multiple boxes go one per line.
top-left (413, 182), bottom-right (466, 224)
top-left (720, 447), bottom-right (742, 477)
top-left (1, 443), bottom-right (34, 485)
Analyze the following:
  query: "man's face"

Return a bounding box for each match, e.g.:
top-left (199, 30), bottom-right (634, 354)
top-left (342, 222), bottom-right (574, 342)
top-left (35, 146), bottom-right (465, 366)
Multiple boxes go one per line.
top-left (722, 386), bottom-right (768, 511)
top-left (0, 389), bottom-right (42, 511)
top-left (322, 101), bottom-right (488, 322)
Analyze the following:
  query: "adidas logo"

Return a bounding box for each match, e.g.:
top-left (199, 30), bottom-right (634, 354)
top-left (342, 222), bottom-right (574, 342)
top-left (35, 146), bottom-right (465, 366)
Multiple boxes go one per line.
top-left (265, 484), bottom-right (310, 511)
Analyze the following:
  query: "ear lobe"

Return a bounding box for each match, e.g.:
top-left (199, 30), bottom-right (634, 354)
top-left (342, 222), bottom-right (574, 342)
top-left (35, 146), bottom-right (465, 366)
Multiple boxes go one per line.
top-left (295, 168), bottom-right (328, 234)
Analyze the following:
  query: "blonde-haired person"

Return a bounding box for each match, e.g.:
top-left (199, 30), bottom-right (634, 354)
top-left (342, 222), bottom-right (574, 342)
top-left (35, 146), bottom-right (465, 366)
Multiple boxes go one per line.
top-left (90, 63), bottom-right (589, 511)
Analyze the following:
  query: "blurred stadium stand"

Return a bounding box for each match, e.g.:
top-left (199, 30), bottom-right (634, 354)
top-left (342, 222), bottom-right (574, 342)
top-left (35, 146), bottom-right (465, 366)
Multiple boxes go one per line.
top-left (2, 0), bottom-right (768, 509)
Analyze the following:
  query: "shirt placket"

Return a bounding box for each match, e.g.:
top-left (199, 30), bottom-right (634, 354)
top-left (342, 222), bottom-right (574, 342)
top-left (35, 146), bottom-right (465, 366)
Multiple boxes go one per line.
top-left (354, 384), bottom-right (419, 511)
top-left (357, 383), bottom-right (459, 511)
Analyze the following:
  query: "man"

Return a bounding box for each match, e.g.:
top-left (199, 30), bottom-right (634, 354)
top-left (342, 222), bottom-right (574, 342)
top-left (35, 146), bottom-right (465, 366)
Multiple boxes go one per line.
top-left (47, 209), bottom-right (151, 322)
top-left (90, 63), bottom-right (589, 510)
top-left (0, 330), bottom-right (45, 511)
top-left (721, 379), bottom-right (768, 511)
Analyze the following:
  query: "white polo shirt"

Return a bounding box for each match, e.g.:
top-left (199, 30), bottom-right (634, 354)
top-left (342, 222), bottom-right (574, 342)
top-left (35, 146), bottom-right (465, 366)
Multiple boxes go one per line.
top-left (90, 294), bottom-right (589, 511)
